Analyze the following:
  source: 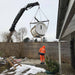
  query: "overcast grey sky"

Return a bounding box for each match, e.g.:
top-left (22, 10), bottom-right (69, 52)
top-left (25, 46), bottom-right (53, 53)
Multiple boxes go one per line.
top-left (0, 0), bottom-right (59, 42)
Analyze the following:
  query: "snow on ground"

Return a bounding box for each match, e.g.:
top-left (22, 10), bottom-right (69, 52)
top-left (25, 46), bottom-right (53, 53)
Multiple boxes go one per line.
top-left (0, 57), bottom-right (3, 60)
top-left (0, 64), bottom-right (46, 75)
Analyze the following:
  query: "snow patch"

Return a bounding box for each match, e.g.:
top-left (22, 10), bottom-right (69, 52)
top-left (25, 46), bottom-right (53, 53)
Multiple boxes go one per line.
top-left (15, 64), bottom-right (46, 75)
top-left (0, 64), bottom-right (46, 75)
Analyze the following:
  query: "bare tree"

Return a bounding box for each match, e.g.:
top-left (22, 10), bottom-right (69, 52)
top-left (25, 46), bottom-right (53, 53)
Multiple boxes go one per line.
top-left (13, 27), bottom-right (27, 42)
top-left (19, 27), bottom-right (27, 41)
top-left (1, 32), bottom-right (13, 42)
top-left (1, 32), bottom-right (8, 42)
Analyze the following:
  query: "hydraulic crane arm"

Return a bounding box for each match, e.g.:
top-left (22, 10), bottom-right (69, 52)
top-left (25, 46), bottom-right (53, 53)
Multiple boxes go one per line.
top-left (7, 2), bottom-right (39, 42)
top-left (9, 2), bottom-right (39, 32)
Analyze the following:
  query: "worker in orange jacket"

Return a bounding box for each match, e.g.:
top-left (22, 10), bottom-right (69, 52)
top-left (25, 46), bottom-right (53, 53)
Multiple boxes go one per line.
top-left (39, 46), bottom-right (46, 64)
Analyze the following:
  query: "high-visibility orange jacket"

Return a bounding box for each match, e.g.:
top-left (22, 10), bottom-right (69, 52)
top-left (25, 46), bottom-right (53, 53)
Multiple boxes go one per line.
top-left (39, 46), bottom-right (46, 54)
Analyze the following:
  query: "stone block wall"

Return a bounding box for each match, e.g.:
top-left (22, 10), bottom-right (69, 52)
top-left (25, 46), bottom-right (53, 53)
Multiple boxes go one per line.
top-left (0, 42), bottom-right (71, 63)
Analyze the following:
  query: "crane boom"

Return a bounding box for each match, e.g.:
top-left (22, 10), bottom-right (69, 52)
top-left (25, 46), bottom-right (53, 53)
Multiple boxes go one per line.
top-left (7, 2), bottom-right (39, 42)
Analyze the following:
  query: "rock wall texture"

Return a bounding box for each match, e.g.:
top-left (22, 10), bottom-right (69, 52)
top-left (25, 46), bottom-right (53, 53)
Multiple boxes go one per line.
top-left (0, 42), bottom-right (71, 63)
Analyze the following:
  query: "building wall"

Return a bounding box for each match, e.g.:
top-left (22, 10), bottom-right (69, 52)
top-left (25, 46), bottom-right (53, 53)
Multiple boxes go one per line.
top-left (70, 32), bottom-right (75, 68)
top-left (0, 42), bottom-right (71, 63)
top-left (62, 14), bottom-right (75, 38)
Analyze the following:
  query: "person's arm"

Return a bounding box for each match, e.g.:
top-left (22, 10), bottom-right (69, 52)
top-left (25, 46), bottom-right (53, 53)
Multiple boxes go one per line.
top-left (38, 48), bottom-right (41, 55)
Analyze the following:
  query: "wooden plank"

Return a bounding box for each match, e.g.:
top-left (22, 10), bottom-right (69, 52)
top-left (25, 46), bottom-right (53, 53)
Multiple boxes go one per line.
top-left (9, 57), bottom-right (22, 66)
top-left (6, 56), bottom-right (22, 69)
top-left (6, 58), bottom-right (16, 69)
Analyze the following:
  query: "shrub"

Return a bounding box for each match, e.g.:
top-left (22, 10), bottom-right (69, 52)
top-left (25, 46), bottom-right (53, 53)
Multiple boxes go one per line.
top-left (45, 56), bottom-right (59, 74)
